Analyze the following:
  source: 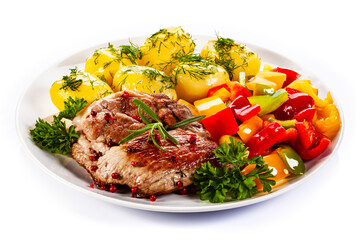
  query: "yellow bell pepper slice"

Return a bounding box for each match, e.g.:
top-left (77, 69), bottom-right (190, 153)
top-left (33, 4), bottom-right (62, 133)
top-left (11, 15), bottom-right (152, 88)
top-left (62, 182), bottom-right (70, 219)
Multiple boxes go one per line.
top-left (256, 71), bottom-right (286, 87)
top-left (262, 64), bottom-right (274, 72)
top-left (247, 77), bottom-right (278, 91)
top-left (247, 71), bottom-right (286, 91)
top-left (194, 96), bottom-right (227, 118)
top-left (314, 93), bottom-right (341, 139)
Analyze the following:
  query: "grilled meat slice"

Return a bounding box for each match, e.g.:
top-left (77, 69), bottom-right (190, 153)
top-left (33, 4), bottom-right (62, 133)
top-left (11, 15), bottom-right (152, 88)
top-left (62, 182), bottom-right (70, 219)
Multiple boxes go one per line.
top-left (73, 90), bottom-right (210, 146)
top-left (72, 90), bottom-right (216, 196)
top-left (72, 129), bottom-right (217, 196)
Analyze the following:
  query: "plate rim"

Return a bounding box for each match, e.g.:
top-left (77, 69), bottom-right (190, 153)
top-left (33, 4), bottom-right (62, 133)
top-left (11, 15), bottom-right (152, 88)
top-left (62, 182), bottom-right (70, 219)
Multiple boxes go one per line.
top-left (15, 34), bottom-right (345, 213)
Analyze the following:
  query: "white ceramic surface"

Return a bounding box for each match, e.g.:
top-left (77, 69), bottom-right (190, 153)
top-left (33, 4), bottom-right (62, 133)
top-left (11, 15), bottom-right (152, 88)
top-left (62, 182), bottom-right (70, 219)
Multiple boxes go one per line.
top-left (15, 35), bottom-right (344, 213)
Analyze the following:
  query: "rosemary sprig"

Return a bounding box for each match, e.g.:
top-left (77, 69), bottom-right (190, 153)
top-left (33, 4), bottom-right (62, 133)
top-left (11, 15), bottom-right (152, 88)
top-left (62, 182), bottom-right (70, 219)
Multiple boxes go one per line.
top-left (118, 99), bottom-right (205, 150)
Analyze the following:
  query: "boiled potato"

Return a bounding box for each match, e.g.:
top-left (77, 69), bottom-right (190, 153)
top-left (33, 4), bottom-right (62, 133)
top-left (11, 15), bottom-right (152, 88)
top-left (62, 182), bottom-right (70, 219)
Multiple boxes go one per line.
top-left (50, 68), bottom-right (113, 111)
top-left (112, 65), bottom-right (177, 99)
top-left (200, 37), bottom-right (261, 81)
top-left (173, 61), bottom-right (230, 103)
top-left (138, 26), bottom-right (195, 75)
top-left (85, 43), bottom-right (140, 86)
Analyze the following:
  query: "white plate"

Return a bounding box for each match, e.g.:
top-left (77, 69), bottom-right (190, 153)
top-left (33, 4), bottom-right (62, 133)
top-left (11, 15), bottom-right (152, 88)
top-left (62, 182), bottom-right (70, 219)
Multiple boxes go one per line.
top-left (16, 35), bottom-right (344, 213)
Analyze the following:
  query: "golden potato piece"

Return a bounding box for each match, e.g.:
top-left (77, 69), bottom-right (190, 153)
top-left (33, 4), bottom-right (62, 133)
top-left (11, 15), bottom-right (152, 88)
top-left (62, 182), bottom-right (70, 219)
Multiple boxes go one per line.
top-left (112, 65), bottom-right (177, 99)
top-left (173, 61), bottom-right (230, 103)
top-left (85, 43), bottom-right (141, 86)
top-left (138, 26), bottom-right (195, 75)
top-left (50, 68), bottom-right (113, 111)
top-left (201, 37), bottom-right (261, 81)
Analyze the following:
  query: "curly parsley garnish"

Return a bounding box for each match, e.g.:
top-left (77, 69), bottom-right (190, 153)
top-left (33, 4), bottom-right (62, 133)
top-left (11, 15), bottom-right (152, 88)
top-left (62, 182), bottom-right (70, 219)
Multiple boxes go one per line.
top-left (194, 137), bottom-right (275, 203)
top-left (30, 97), bottom-right (87, 155)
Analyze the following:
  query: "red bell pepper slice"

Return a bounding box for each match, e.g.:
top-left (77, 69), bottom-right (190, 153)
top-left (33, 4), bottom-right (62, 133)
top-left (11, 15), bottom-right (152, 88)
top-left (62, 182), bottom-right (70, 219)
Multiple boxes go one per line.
top-left (263, 120), bottom-right (271, 128)
top-left (235, 104), bottom-right (261, 122)
top-left (226, 82), bottom-right (252, 101)
top-left (273, 88), bottom-right (314, 120)
top-left (276, 127), bottom-right (298, 146)
top-left (272, 67), bottom-right (301, 87)
top-left (292, 108), bottom-right (316, 122)
top-left (295, 120), bottom-right (319, 150)
top-left (228, 95), bottom-right (250, 110)
top-left (246, 121), bottom-right (286, 158)
top-left (297, 120), bottom-right (325, 151)
top-left (294, 136), bottom-right (331, 160)
top-left (285, 87), bottom-right (301, 94)
top-left (228, 95), bottom-right (261, 122)
top-left (201, 107), bottom-right (239, 142)
top-left (207, 84), bottom-right (231, 97)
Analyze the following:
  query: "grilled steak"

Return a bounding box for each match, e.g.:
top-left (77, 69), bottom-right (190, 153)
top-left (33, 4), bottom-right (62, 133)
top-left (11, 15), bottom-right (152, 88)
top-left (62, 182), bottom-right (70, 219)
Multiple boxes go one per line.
top-left (72, 90), bottom-right (217, 196)
top-left (72, 129), bottom-right (217, 196)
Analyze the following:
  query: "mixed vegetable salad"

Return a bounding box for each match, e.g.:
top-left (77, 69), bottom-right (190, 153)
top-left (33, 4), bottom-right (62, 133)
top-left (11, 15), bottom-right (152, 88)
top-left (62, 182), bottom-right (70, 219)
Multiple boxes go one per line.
top-left (30, 26), bottom-right (341, 203)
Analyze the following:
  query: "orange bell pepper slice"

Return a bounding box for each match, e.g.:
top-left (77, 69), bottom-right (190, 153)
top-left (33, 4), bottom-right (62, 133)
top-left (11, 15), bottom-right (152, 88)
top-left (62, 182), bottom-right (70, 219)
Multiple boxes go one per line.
top-left (242, 150), bottom-right (290, 190)
top-left (237, 116), bottom-right (263, 143)
top-left (212, 87), bottom-right (231, 102)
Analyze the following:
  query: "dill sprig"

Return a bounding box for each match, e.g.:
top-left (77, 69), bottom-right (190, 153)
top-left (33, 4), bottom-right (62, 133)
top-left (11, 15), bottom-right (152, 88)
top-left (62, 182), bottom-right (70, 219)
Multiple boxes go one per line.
top-left (147, 27), bottom-right (195, 61)
top-left (207, 34), bottom-right (250, 80)
top-left (119, 41), bottom-right (142, 64)
top-left (173, 60), bottom-right (216, 83)
top-left (95, 42), bottom-right (142, 68)
top-left (59, 67), bottom-right (83, 91)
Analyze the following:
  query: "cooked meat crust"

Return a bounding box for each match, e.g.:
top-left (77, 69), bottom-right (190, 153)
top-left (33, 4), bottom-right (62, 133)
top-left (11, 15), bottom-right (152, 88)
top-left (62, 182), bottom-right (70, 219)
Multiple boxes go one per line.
top-left (72, 129), bottom-right (217, 196)
top-left (72, 91), bottom-right (217, 196)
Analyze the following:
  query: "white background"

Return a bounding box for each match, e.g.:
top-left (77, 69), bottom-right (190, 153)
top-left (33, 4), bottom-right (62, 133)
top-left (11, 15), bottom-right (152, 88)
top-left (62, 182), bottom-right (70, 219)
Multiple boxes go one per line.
top-left (1, 0), bottom-right (359, 239)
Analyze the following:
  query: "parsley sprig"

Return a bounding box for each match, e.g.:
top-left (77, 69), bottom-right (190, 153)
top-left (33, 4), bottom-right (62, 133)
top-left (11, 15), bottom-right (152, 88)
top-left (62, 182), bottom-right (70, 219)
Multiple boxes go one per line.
top-left (30, 97), bottom-right (87, 155)
top-left (119, 99), bottom-right (205, 151)
top-left (58, 97), bottom-right (87, 120)
top-left (194, 137), bottom-right (276, 203)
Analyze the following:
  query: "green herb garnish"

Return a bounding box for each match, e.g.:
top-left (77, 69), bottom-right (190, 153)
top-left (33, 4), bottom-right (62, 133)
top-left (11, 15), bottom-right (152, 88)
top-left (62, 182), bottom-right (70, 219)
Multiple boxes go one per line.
top-left (57, 97), bottom-right (87, 121)
top-left (30, 97), bottom-right (87, 155)
top-left (119, 41), bottom-right (142, 64)
top-left (194, 137), bottom-right (275, 203)
top-left (59, 67), bottom-right (83, 91)
top-left (119, 99), bottom-right (205, 151)
top-left (173, 61), bottom-right (216, 83)
top-left (212, 35), bottom-right (242, 80)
